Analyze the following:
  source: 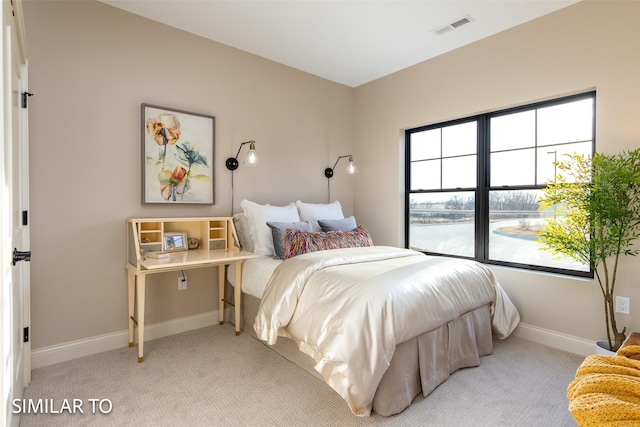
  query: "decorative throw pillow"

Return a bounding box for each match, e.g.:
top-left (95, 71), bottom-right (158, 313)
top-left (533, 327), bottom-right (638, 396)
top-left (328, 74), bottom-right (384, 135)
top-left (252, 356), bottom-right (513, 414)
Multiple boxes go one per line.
top-left (283, 225), bottom-right (374, 259)
top-left (266, 221), bottom-right (312, 259)
top-left (240, 200), bottom-right (300, 256)
top-left (318, 216), bottom-right (357, 232)
top-left (295, 200), bottom-right (344, 231)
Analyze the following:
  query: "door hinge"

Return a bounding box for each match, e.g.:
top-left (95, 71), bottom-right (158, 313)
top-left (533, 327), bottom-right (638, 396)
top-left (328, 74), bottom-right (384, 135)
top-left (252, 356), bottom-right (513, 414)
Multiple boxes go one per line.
top-left (21, 92), bottom-right (33, 108)
top-left (23, 327), bottom-right (29, 343)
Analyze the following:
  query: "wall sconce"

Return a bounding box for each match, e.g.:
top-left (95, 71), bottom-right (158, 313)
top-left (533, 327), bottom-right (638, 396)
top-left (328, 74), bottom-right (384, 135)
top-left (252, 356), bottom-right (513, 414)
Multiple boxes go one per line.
top-left (324, 155), bottom-right (358, 178)
top-left (227, 140), bottom-right (260, 214)
top-left (226, 140), bottom-right (260, 171)
top-left (324, 154), bottom-right (357, 203)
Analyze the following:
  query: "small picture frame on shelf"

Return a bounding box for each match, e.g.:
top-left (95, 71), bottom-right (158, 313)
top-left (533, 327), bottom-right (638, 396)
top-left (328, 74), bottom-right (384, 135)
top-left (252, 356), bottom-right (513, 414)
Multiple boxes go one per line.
top-left (163, 232), bottom-right (188, 252)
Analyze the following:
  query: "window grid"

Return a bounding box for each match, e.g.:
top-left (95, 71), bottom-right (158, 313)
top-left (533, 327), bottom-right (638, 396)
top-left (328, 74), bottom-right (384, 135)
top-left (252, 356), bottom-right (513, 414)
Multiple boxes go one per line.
top-left (405, 92), bottom-right (595, 277)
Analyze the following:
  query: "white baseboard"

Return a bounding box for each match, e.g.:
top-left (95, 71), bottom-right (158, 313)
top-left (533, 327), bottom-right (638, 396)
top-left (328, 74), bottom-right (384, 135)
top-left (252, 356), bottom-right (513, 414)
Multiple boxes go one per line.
top-left (513, 323), bottom-right (594, 357)
top-left (31, 314), bottom-right (592, 369)
top-left (31, 310), bottom-right (223, 369)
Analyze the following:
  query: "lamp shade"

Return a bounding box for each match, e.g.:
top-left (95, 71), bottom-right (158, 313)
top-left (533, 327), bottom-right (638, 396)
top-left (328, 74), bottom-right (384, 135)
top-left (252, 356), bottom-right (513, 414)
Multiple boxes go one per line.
top-left (345, 156), bottom-right (358, 174)
top-left (244, 141), bottom-right (260, 166)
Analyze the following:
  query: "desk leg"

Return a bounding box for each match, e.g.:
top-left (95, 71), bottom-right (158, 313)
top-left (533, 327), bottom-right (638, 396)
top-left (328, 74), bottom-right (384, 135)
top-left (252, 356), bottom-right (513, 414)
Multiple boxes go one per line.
top-left (136, 275), bottom-right (146, 363)
top-left (127, 270), bottom-right (135, 347)
top-left (218, 265), bottom-right (225, 325)
top-left (234, 262), bottom-right (242, 336)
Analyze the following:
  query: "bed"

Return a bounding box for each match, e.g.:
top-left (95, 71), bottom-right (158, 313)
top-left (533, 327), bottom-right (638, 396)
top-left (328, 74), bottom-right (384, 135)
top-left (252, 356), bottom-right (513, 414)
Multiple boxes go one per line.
top-left (227, 200), bottom-right (520, 417)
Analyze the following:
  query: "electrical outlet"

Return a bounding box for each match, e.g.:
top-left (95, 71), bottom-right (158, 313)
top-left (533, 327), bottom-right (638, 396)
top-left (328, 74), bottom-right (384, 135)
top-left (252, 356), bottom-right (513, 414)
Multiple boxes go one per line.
top-left (178, 276), bottom-right (187, 291)
top-left (615, 296), bottom-right (630, 314)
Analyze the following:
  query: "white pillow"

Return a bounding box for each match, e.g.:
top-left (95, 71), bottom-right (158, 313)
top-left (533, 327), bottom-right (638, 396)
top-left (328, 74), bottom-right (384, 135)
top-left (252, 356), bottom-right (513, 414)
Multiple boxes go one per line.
top-left (240, 200), bottom-right (300, 256)
top-left (295, 200), bottom-right (344, 231)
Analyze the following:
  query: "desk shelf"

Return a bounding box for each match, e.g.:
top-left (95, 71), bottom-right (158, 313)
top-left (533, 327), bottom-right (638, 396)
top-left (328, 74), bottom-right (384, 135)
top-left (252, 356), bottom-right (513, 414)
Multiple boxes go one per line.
top-left (127, 216), bottom-right (240, 268)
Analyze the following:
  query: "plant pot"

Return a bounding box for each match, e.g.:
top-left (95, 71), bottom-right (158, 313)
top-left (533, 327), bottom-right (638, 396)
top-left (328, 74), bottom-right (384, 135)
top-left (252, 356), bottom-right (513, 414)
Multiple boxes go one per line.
top-left (595, 340), bottom-right (616, 356)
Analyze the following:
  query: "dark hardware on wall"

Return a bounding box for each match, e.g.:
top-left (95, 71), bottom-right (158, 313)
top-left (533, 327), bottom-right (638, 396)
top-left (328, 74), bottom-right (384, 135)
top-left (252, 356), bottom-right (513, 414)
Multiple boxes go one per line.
top-left (13, 248), bottom-right (31, 265)
top-left (21, 92), bottom-right (33, 108)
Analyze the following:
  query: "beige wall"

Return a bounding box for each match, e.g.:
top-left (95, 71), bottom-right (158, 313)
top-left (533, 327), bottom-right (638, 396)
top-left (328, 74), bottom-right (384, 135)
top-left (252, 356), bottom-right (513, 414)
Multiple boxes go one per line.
top-left (353, 1), bottom-right (640, 342)
top-left (24, 0), bottom-right (640, 353)
top-left (23, 1), bottom-right (354, 349)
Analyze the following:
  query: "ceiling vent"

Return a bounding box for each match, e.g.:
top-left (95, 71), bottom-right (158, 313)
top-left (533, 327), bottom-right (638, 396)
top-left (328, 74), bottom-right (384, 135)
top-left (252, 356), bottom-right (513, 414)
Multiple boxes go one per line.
top-left (432, 14), bottom-right (475, 36)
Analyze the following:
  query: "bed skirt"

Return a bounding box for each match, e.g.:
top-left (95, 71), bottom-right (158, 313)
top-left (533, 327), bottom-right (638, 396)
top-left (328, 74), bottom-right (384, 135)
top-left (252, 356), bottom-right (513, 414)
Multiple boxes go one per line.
top-left (238, 291), bottom-right (493, 416)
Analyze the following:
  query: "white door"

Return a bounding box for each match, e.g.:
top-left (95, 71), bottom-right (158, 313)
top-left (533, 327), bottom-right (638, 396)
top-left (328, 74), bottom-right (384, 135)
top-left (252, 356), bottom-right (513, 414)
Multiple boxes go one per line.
top-left (1, 0), bottom-right (30, 426)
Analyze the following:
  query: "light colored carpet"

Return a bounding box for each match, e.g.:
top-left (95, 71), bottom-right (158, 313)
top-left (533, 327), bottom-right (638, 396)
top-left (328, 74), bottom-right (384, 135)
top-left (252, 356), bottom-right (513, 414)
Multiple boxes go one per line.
top-left (19, 325), bottom-right (582, 426)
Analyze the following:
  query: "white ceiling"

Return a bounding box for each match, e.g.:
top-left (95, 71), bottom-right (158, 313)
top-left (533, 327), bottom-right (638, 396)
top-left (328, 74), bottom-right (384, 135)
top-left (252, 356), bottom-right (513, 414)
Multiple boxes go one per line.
top-left (99, 0), bottom-right (580, 87)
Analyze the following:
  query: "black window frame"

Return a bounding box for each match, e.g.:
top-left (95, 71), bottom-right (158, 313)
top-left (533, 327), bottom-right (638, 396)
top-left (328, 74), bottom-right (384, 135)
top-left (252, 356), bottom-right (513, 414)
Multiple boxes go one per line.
top-left (404, 91), bottom-right (596, 277)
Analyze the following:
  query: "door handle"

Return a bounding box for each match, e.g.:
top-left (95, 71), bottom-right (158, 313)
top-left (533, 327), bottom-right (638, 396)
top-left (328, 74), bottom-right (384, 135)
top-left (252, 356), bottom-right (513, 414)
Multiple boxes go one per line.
top-left (13, 248), bottom-right (31, 265)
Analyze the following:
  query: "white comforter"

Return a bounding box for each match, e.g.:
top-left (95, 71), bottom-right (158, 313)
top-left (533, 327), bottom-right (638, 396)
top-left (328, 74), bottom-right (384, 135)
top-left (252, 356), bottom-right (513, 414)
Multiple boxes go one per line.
top-left (254, 246), bottom-right (520, 416)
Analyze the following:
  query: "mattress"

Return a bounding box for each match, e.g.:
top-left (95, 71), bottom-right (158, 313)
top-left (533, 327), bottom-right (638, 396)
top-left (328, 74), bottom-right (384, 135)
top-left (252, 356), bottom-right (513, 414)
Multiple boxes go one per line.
top-left (227, 255), bottom-right (280, 298)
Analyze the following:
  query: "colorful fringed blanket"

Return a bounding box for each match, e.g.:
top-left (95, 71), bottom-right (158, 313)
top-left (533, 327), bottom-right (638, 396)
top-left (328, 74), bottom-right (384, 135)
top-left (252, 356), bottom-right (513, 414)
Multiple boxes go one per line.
top-left (567, 344), bottom-right (640, 426)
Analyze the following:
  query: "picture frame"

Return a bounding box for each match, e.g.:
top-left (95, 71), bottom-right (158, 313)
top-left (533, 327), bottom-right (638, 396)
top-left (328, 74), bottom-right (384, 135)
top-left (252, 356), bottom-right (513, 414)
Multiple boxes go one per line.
top-left (163, 232), bottom-right (188, 252)
top-left (142, 104), bottom-right (215, 204)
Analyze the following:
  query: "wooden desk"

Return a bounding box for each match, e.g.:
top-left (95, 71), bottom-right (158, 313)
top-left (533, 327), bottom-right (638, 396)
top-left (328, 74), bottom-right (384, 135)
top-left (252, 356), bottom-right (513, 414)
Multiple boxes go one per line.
top-left (125, 217), bottom-right (257, 362)
top-left (125, 249), bottom-right (257, 362)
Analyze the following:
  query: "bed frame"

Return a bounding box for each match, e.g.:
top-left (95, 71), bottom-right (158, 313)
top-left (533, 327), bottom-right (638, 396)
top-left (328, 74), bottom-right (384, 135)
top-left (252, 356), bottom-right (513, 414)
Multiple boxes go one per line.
top-left (238, 290), bottom-right (494, 416)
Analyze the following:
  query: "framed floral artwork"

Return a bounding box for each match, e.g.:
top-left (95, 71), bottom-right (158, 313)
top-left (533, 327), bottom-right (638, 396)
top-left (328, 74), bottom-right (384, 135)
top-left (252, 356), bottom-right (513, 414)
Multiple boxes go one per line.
top-left (142, 104), bottom-right (215, 204)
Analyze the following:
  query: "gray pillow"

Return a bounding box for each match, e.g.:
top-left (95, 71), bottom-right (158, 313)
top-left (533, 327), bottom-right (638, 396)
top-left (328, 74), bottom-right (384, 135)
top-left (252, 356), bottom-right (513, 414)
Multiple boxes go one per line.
top-left (318, 216), bottom-right (357, 232)
top-left (266, 221), bottom-right (312, 259)
top-left (233, 213), bottom-right (254, 253)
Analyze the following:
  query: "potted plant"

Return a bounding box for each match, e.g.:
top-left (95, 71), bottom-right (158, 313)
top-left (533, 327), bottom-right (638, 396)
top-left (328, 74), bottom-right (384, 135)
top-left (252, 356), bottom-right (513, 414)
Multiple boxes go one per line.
top-left (537, 149), bottom-right (640, 352)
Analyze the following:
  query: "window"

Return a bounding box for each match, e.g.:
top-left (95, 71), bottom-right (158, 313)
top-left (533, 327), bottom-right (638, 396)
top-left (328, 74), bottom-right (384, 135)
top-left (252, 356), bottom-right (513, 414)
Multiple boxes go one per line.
top-left (405, 92), bottom-right (595, 275)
